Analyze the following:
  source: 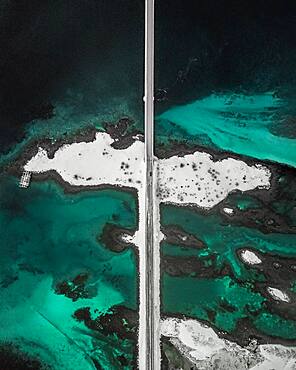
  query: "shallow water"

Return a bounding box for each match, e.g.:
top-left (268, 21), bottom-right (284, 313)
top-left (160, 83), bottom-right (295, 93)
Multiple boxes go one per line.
top-left (0, 175), bottom-right (138, 369)
top-left (158, 92), bottom-right (296, 167)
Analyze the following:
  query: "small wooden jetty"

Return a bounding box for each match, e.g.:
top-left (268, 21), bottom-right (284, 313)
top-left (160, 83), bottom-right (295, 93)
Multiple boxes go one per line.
top-left (19, 171), bottom-right (31, 188)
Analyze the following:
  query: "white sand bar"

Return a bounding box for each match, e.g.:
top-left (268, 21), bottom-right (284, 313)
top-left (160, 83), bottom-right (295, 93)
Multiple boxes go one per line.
top-left (157, 152), bottom-right (270, 208)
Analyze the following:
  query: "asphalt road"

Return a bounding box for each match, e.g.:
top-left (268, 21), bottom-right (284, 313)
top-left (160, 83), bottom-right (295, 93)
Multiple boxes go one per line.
top-left (144, 0), bottom-right (158, 369)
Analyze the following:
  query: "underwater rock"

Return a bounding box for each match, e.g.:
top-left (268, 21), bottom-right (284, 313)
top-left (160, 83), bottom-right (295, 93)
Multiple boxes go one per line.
top-left (162, 255), bottom-right (233, 279)
top-left (103, 117), bottom-right (144, 150)
top-left (161, 224), bottom-right (205, 249)
top-left (161, 337), bottom-right (198, 370)
top-left (0, 343), bottom-right (51, 370)
top-left (73, 305), bottom-right (138, 341)
top-left (54, 273), bottom-right (97, 302)
top-left (99, 223), bottom-right (135, 253)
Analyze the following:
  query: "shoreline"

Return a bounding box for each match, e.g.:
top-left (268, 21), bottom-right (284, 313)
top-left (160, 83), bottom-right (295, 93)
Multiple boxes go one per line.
top-left (160, 312), bottom-right (296, 348)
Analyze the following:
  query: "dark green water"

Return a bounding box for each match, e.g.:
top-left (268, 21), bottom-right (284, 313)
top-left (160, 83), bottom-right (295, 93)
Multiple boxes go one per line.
top-left (161, 205), bottom-right (296, 340)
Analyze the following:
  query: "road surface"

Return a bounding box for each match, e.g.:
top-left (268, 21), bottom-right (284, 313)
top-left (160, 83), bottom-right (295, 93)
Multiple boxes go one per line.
top-left (144, 0), bottom-right (160, 369)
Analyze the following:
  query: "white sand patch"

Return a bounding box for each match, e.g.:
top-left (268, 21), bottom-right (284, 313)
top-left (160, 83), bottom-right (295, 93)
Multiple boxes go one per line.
top-left (267, 287), bottom-right (290, 303)
top-left (223, 207), bottom-right (234, 215)
top-left (252, 345), bottom-right (296, 369)
top-left (25, 132), bottom-right (270, 202)
top-left (161, 317), bottom-right (296, 369)
top-left (24, 131), bottom-right (272, 370)
top-left (240, 250), bottom-right (262, 265)
top-left (120, 233), bottom-right (134, 243)
top-left (161, 318), bottom-right (226, 361)
top-left (25, 132), bottom-right (144, 188)
top-left (157, 152), bottom-right (270, 208)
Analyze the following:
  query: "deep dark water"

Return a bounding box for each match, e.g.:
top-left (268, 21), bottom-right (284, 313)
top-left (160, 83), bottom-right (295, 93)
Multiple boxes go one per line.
top-left (0, 0), bottom-right (144, 153)
top-left (155, 0), bottom-right (296, 109)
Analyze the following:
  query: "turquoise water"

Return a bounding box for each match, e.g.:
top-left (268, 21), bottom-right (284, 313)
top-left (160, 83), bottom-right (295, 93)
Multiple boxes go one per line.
top-left (158, 92), bottom-right (296, 167)
top-left (0, 175), bottom-right (138, 369)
